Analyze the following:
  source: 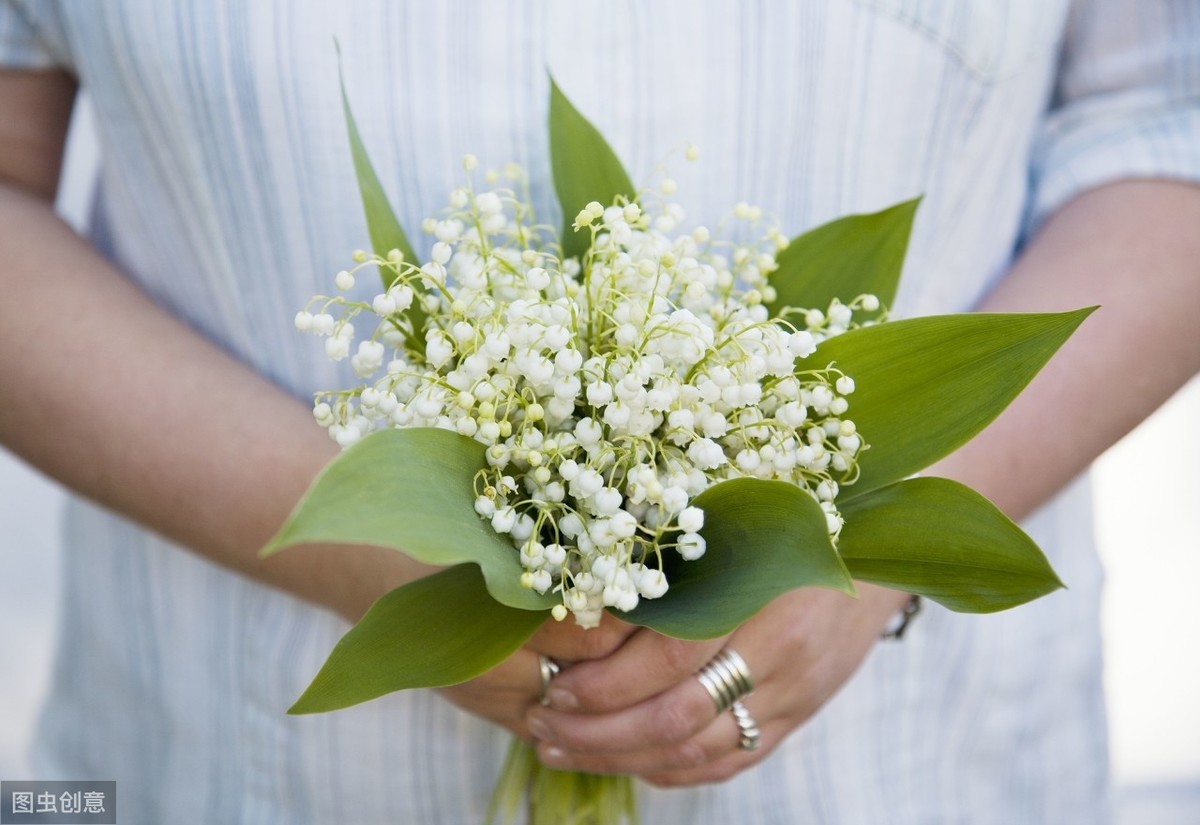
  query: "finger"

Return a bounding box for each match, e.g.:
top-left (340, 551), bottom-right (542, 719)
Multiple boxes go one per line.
top-left (543, 629), bottom-right (727, 712)
top-left (526, 667), bottom-right (719, 754)
top-left (483, 646), bottom-right (544, 693)
top-left (437, 647), bottom-right (543, 734)
top-left (526, 610), bottom-right (637, 662)
top-left (534, 696), bottom-right (769, 779)
top-left (639, 716), bottom-right (785, 788)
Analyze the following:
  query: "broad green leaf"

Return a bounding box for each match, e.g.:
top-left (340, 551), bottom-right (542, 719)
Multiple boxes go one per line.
top-left (338, 47), bottom-right (425, 350)
top-left (838, 477), bottom-right (1064, 612)
top-left (261, 428), bottom-right (554, 611)
top-left (289, 563), bottom-right (545, 713)
top-left (815, 308), bottom-right (1095, 497)
top-left (766, 198), bottom-right (920, 316)
top-left (626, 478), bottom-right (854, 639)
top-left (548, 75), bottom-right (636, 262)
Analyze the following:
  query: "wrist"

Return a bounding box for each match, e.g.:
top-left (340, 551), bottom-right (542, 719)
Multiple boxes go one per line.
top-left (856, 582), bottom-right (919, 637)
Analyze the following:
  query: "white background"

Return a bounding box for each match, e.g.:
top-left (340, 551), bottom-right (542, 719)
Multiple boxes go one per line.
top-left (1, 99), bottom-right (1197, 820)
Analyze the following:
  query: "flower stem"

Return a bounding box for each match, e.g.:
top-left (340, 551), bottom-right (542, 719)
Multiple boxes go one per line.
top-left (486, 737), bottom-right (638, 825)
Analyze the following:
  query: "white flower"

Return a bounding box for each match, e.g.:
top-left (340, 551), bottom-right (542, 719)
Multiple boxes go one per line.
top-left (686, 438), bottom-right (726, 470)
top-left (559, 513), bottom-right (584, 538)
top-left (390, 284), bottom-right (415, 311)
top-left (610, 510), bottom-right (638, 539)
top-left (661, 484), bottom-right (689, 514)
top-left (527, 267), bottom-right (551, 291)
top-left (544, 543), bottom-right (567, 567)
top-left (491, 507), bottom-right (517, 533)
top-left (574, 417), bottom-right (603, 447)
top-left (530, 569), bottom-right (553, 593)
top-left (636, 568), bottom-right (669, 599)
top-left (787, 330), bottom-right (817, 358)
top-left (372, 293), bottom-right (397, 316)
top-left (475, 191), bottom-right (502, 215)
top-left (312, 313), bottom-right (336, 335)
top-left (325, 336), bottom-right (350, 361)
top-left (575, 468), bottom-right (605, 497)
top-left (593, 487), bottom-right (623, 516)
top-left (586, 381), bottom-right (613, 406)
top-left (511, 513), bottom-right (536, 542)
top-left (678, 506), bottom-right (704, 533)
top-left (615, 588), bottom-right (639, 612)
top-left (678, 532), bottom-right (706, 560)
top-left (434, 219), bottom-right (464, 242)
top-left (352, 340), bottom-right (386, 377)
top-left (312, 402), bottom-right (334, 427)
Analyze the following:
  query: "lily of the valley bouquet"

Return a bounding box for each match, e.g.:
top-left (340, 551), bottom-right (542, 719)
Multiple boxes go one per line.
top-left (262, 73), bottom-right (1089, 824)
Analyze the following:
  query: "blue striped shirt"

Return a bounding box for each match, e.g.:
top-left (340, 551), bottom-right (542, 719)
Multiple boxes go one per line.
top-left (3, 1), bottom-right (1198, 822)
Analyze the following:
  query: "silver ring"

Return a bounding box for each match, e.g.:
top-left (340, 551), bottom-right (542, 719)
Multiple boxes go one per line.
top-left (538, 655), bottom-right (560, 706)
top-left (731, 700), bottom-right (761, 752)
top-left (695, 648), bottom-right (754, 715)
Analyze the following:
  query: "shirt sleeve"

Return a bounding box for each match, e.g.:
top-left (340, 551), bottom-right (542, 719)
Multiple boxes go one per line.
top-left (1027, 0), bottom-right (1200, 233)
top-left (0, 0), bottom-right (62, 69)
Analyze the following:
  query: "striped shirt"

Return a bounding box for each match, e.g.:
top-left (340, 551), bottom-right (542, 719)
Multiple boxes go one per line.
top-left (3, 1), bottom-right (1198, 822)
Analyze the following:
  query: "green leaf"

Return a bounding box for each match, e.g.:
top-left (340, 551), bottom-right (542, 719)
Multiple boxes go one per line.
top-left (815, 308), bottom-right (1096, 497)
top-left (261, 427), bottom-right (554, 611)
top-left (548, 74), bottom-right (636, 262)
top-left (766, 197), bottom-right (920, 316)
top-left (337, 47), bottom-right (418, 282)
top-left (627, 478), bottom-right (854, 639)
top-left (289, 564), bottom-right (546, 713)
top-left (838, 477), bottom-right (1064, 612)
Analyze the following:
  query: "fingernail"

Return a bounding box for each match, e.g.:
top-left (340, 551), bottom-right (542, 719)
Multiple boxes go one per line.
top-left (547, 687), bottom-right (578, 710)
top-left (541, 745), bottom-right (567, 766)
top-left (527, 716), bottom-right (553, 742)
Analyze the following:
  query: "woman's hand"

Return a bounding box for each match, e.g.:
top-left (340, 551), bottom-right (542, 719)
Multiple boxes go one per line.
top-left (438, 610), bottom-right (639, 739)
top-left (520, 583), bottom-right (910, 785)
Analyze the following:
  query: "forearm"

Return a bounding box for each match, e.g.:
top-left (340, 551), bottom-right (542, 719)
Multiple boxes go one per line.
top-left (930, 180), bottom-right (1200, 519)
top-left (0, 182), bottom-right (434, 620)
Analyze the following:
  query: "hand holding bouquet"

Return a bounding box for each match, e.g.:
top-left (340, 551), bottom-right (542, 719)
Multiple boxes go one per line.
top-left (263, 70), bottom-right (1089, 824)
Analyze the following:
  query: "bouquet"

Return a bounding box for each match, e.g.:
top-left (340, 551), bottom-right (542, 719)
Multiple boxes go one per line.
top-left (262, 69), bottom-right (1089, 824)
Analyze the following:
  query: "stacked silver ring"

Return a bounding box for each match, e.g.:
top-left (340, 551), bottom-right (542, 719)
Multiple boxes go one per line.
top-left (538, 654), bottom-right (560, 706)
top-left (695, 648), bottom-right (754, 715)
top-left (730, 700), bottom-right (761, 752)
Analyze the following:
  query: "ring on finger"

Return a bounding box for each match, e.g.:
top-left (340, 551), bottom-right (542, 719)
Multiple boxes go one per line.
top-left (538, 654), bottom-right (561, 706)
top-left (695, 648), bottom-right (754, 715)
top-left (730, 700), bottom-right (761, 752)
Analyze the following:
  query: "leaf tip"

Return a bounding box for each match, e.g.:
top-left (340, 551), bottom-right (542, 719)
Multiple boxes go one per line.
top-left (286, 693), bottom-right (322, 715)
top-left (287, 676), bottom-right (356, 715)
top-left (256, 532), bottom-right (288, 560)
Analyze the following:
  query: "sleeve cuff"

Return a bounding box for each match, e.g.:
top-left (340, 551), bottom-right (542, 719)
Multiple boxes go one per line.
top-left (1026, 97), bottom-right (1200, 234)
top-left (0, 0), bottom-right (60, 70)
